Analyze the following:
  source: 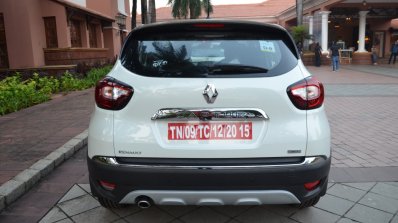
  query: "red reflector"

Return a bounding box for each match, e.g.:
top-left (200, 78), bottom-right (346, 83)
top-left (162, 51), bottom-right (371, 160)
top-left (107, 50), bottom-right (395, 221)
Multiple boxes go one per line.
top-left (100, 180), bottom-right (116, 191)
top-left (304, 180), bottom-right (321, 191)
top-left (193, 23), bottom-right (225, 28)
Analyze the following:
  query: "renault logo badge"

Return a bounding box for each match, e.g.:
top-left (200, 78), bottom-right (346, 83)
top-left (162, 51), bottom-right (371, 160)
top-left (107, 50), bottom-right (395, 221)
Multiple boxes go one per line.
top-left (203, 84), bottom-right (218, 104)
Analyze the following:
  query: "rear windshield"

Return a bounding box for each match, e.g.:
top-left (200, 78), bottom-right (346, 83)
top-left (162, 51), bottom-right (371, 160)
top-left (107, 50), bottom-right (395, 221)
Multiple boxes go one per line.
top-left (121, 31), bottom-right (298, 78)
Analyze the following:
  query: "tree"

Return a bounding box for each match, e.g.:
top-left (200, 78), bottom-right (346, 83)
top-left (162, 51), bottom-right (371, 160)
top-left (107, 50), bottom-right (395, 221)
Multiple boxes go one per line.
top-left (296, 0), bottom-right (303, 26)
top-left (290, 25), bottom-right (310, 44)
top-left (141, 0), bottom-right (148, 24)
top-left (167, 0), bottom-right (213, 19)
top-left (148, 0), bottom-right (156, 23)
top-left (203, 0), bottom-right (213, 19)
top-left (131, 0), bottom-right (137, 29)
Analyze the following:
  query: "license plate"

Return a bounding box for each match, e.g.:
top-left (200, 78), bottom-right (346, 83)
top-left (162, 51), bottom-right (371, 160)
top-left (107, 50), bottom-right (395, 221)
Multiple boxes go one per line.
top-left (168, 122), bottom-right (252, 140)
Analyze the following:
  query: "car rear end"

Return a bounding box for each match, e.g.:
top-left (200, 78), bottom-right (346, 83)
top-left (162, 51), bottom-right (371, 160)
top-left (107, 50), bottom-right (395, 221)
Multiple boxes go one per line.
top-left (88, 20), bottom-right (330, 208)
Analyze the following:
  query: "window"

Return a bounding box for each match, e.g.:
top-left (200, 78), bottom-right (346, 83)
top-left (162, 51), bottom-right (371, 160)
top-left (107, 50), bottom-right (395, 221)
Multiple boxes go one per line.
top-left (121, 31), bottom-right (297, 78)
top-left (43, 17), bottom-right (58, 48)
top-left (0, 13), bottom-right (9, 68)
top-left (88, 23), bottom-right (97, 48)
top-left (70, 20), bottom-right (82, 47)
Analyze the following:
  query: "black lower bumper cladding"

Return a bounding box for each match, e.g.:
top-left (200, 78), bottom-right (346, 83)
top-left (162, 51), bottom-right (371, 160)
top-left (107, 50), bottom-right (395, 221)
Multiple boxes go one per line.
top-left (87, 156), bottom-right (331, 204)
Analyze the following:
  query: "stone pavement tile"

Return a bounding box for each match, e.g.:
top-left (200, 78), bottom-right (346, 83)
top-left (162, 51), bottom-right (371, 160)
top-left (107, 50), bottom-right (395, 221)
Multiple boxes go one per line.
top-left (314, 194), bottom-right (355, 215)
top-left (78, 184), bottom-right (91, 194)
top-left (211, 205), bottom-right (252, 218)
top-left (358, 192), bottom-right (398, 214)
top-left (263, 205), bottom-right (298, 217)
top-left (180, 207), bottom-right (230, 223)
top-left (236, 206), bottom-right (297, 223)
top-left (370, 183), bottom-right (398, 200)
top-left (124, 206), bottom-right (174, 223)
top-left (327, 184), bottom-right (367, 202)
top-left (391, 214), bottom-right (398, 223)
top-left (290, 207), bottom-right (340, 223)
top-left (113, 219), bottom-right (129, 223)
top-left (384, 182), bottom-right (398, 187)
top-left (58, 185), bottom-right (87, 203)
top-left (55, 219), bottom-right (73, 223)
top-left (170, 220), bottom-right (185, 223)
top-left (226, 220), bottom-right (241, 223)
top-left (71, 206), bottom-right (120, 223)
top-left (344, 204), bottom-right (393, 223)
top-left (38, 206), bottom-right (67, 223)
top-left (110, 205), bottom-right (141, 218)
top-left (58, 194), bottom-right (100, 217)
top-left (336, 218), bottom-right (358, 223)
top-left (341, 182), bottom-right (375, 191)
top-left (159, 205), bottom-right (198, 218)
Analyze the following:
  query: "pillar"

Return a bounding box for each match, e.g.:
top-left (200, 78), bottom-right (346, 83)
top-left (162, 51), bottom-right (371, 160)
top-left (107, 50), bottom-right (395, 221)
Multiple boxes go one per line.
top-left (319, 11), bottom-right (331, 53)
top-left (308, 15), bottom-right (314, 44)
top-left (357, 11), bottom-right (369, 52)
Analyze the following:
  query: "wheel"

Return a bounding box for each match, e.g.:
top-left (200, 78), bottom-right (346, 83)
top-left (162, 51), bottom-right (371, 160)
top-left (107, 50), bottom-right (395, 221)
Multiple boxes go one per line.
top-left (97, 196), bottom-right (126, 209)
top-left (297, 195), bottom-right (321, 209)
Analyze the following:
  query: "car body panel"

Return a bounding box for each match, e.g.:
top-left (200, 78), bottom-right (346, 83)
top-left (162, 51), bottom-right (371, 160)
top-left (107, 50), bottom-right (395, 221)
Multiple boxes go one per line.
top-left (108, 61), bottom-right (308, 158)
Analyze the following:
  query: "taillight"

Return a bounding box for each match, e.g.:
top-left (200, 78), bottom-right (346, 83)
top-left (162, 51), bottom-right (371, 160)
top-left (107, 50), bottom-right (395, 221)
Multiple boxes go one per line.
top-left (95, 77), bottom-right (133, 110)
top-left (287, 76), bottom-right (324, 110)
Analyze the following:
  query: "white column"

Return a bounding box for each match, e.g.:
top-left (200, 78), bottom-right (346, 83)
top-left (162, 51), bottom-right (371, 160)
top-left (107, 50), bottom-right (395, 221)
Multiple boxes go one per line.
top-left (319, 11), bottom-right (331, 53)
top-left (308, 16), bottom-right (314, 44)
top-left (357, 11), bottom-right (369, 52)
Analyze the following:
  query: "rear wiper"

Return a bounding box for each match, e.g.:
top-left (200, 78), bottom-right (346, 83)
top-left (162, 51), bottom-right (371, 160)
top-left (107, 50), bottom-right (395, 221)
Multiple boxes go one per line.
top-left (208, 64), bottom-right (268, 74)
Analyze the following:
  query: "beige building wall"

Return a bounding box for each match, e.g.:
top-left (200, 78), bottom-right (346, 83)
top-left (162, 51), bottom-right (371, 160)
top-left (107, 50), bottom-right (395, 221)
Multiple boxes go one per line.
top-left (0, 0), bottom-right (46, 69)
top-left (40, 0), bottom-right (71, 48)
top-left (0, 0), bottom-right (129, 69)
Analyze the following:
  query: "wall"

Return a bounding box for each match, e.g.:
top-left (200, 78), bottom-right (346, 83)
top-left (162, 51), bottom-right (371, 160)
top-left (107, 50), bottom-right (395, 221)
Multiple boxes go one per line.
top-left (0, 0), bottom-right (46, 68)
top-left (40, 0), bottom-right (71, 48)
top-left (86, 0), bottom-right (114, 18)
top-left (66, 0), bottom-right (86, 7)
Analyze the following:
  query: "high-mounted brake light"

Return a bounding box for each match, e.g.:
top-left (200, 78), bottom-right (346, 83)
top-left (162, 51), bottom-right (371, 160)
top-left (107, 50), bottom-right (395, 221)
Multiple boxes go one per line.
top-left (95, 77), bottom-right (134, 110)
top-left (287, 76), bottom-right (324, 110)
top-left (193, 23), bottom-right (225, 28)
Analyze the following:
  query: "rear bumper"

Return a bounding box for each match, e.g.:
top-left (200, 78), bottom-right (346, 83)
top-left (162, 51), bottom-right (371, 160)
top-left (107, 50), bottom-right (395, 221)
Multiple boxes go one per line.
top-left (88, 156), bottom-right (330, 205)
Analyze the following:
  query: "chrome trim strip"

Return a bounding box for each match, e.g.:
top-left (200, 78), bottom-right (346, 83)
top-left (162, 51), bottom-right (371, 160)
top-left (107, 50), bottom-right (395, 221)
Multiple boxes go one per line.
top-left (93, 156), bottom-right (325, 170)
top-left (119, 190), bottom-right (301, 205)
top-left (151, 108), bottom-right (269, 121)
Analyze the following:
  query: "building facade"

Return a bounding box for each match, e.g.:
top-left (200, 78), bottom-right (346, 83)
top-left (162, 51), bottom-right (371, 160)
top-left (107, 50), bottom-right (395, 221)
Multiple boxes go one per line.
top-left (277, 0), bottom-right (398, 64)
top-left (0, 0), bottom-right (131, 70)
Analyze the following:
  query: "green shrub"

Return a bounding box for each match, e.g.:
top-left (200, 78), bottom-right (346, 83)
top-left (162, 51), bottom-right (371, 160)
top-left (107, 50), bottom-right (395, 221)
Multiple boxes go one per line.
top-left (0, 65), bottom-right (111, 116)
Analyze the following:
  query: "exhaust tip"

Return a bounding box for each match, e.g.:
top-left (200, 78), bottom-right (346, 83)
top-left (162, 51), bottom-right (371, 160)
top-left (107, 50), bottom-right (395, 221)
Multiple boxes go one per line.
top-left (136, 196), bottom-right (152, 209)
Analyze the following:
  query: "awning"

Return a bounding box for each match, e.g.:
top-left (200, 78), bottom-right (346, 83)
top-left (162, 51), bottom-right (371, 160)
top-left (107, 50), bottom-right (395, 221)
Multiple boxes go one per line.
top-left (52, 0), bottom-right (115, 22)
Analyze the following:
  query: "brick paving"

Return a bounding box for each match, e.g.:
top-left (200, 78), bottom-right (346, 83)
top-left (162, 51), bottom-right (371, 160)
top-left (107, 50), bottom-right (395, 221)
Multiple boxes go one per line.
top-left (0, 89), bottom-right (95, 185)
top-left (308, 66), bottom-right (398, 168)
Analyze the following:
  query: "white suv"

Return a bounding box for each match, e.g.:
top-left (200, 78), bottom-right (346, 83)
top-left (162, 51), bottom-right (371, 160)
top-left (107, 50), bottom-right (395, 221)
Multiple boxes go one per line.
top-left (88, 20), bottom-right (331, 209)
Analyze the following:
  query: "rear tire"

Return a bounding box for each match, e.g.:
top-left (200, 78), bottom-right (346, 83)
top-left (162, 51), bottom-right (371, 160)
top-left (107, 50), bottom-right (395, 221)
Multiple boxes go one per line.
top-left (297, 195), bottom-right (320, 209)
top-left (98, 196), bottom-right (125, 209)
